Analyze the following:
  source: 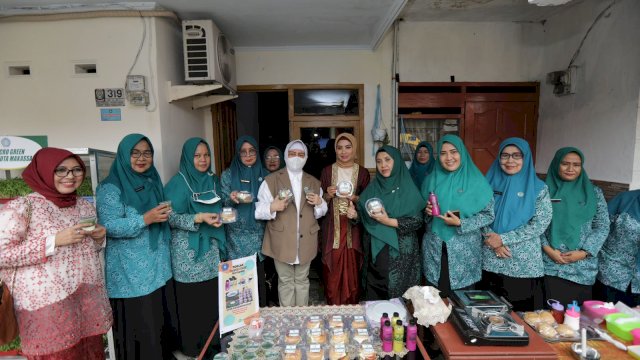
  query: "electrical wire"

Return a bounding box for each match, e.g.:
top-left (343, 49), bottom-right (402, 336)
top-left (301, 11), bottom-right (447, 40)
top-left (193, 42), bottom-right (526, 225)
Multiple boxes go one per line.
top-left (125, 11), bottom-right (146, 81)
top-left (567, 0), bottom-right (616, 69)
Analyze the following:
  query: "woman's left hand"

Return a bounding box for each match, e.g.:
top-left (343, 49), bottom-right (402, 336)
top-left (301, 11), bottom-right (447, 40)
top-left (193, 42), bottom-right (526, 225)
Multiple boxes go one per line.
top-left (87, 224), bottom-right (107, 245)
top-left (200, 213), bottom-right (223, 227)
top-left (484, 233), bottom-right (503, 249)
top-left (560, 250), bottom-right (587, 263)
top-left (371, 208), bottom-right (391, 224)
top-left (306, 193), bottom-right (322, 206)
top-left (230, 191), bottom-right (240, 204)
top-left (494, 245), bottom-right (511, 258)
top-left (438, 211), bottom-right (461, 226)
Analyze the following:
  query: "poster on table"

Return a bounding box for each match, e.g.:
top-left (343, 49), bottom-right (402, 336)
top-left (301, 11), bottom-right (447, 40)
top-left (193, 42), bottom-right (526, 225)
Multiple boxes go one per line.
top-left (218, 254), bottom-right (260, 335)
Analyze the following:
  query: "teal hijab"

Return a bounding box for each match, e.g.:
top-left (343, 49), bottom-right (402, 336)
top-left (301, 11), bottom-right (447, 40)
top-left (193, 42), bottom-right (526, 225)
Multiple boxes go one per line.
top-left (409, 141), bottom-right (436, 188)
top-left (608, 190), bottom-right (640, 277)
top-left (164, 138), bottom-right (226, 259)
top-left (546, 147), bottom-right (597, 250)
top-left (263, 146), bottom-right (285, 171)
top-left (358, 146), bottom-right (425, 262)
top-left (230, 136), bottom-right (269, 224)
top-left (101, 133), bottom-right (169, 250)
top-left (486, 137), bottom-right (545, 233)
top-left (421, 134), bottom-right (493, 242)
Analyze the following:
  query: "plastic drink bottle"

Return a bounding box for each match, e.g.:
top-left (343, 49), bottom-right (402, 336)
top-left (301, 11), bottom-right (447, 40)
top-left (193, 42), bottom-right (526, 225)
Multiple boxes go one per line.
top-left (393, 320), bottom-right (405, 353)
top-left (564, 302), bottom-right (581, 331)
top-left (406, 319), bottom-right (417, 351)
top-left (429, 192), bottom-right (441, 216)
top-left (382, 320), bottom-right (393, 352)
top-left (380, 312), bottom-right (389, 340)
top-left (390, 312), bottom-right (400, 329)
top-left (547, 299), bottom-right (565, 324)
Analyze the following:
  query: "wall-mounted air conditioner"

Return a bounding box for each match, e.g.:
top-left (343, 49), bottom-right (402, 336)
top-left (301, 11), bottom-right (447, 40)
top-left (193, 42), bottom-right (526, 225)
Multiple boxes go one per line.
top-left (182, 19), bottom-right (236, 93)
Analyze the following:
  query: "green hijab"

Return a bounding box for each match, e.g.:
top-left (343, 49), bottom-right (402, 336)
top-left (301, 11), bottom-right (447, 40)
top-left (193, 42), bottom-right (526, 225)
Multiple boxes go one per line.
top-left (545, 147), bottom-right (597, 250)
top-left (101, 133), bottom-right (169, 250)
top-left (358, 145), bottom-right (425, 262)
top-left (421, 134), bottom-right (493, 242)
top-left (164, 138), bottom-right (226, 259)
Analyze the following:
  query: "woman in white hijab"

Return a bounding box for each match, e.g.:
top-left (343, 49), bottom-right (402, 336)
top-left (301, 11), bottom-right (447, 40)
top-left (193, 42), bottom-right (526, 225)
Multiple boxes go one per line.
top-left (255, 140), bottom-right (328, 306)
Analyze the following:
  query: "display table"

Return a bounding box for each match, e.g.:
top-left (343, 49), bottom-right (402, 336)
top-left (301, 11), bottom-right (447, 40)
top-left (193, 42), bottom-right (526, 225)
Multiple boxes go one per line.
top-left (220, 304), bottom-right (429, 359)
top-left (429, 311), bottom-right (556, 359)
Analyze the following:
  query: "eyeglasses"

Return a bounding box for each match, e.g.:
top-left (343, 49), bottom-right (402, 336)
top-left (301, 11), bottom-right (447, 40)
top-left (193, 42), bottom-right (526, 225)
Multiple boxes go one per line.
top-left (54, 167), bottom-right (84, 177)
top-left (131, 150), bottom-right (153, 159)
top-left (265, 156), bottom-right (280, 161)
top-left (500, 152), bottom-right (523, 160)
top-left (240, 149), bottom-right (257, 157)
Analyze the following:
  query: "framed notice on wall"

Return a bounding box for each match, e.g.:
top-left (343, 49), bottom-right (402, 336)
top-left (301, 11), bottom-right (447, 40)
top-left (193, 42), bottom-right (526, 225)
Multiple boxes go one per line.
top-left (218, 254), bottom-right (260, 335)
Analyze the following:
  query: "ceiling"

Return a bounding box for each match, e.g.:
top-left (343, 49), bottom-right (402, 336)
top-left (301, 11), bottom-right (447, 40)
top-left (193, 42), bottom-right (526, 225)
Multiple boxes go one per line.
top-left (0, 0), bottom-right (583, 50)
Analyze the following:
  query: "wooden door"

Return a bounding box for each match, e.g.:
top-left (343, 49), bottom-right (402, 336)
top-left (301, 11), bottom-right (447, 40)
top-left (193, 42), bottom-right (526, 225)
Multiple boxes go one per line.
top-left (464, 101), bottom-right (537, 173)
top-left (211, 101), bottom-right (237, 175)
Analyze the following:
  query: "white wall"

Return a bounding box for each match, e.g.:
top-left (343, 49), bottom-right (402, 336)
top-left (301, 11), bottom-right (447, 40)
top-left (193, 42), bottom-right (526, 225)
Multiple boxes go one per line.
top-left (398, 21), bottom-right (532, 82)
top-left (236, 35), bottom-right (394, 168)
top-left (0, 16), bottom-right (209, 181)
top-left (528, 0), bottom-right (640, 183)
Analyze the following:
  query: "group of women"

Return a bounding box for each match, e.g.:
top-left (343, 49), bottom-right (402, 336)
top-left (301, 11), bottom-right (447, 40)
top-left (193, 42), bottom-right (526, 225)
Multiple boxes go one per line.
top-left (2, 130), bottom-right (639, 359)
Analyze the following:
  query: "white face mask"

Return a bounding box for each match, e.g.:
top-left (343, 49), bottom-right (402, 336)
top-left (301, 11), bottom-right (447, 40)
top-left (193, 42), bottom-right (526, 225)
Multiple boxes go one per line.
top-left (286, 156), bottom-right (306, 172)
top-left (194, 195), bottom-right (221, 205)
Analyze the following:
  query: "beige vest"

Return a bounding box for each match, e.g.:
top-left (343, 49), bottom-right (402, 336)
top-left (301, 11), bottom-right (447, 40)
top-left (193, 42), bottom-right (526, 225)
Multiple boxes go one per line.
top-left (261, 169), bottom-right (321, 264)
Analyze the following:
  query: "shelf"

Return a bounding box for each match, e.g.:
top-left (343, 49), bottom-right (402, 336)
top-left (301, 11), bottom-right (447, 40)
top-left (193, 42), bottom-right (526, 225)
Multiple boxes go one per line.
top-left (398, 114), bottom-right (462, 119)
top-left (166, 81), bottom-right (237, 110)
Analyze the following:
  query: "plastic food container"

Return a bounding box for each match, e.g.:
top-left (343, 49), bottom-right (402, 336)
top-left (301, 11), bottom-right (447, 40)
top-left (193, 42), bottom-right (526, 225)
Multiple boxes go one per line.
top-left (583, 300), bottom-right (619, 324)
top-left (365, 198), bottom-right (384, 217)
top-left (605, 313), bottom-right (640, 341)
top-left (237, 191), bottom-right (253, 203)
top-left (220, 207), bottom-right (238, 223)
top-left (337, 181), bottom-right (354, 198)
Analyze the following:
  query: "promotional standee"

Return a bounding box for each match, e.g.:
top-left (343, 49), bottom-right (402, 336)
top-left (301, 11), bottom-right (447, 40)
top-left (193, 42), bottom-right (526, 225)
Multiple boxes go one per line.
top-left (218, 254), bottom-right (260, 335)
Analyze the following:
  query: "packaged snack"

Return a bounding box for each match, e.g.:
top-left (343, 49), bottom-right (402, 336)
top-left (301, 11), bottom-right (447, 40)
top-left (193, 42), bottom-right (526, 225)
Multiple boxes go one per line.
top-left (307, 328), bottom-right (327, 344)
top-left (539, 310), bottom-right (557, 325)
top-left (352, 328), bottom-right (371, 344)
top-left (331, 327), bottom-right (348, 344)
top-left (351, 315), bottom-right (368, 329)
top-left (220, 207), bottom-right (237, 223)
top-left (278, 188), bottom-right (293, 201)
top-left (285, 329), bottom-right (302, 345)
top-left (329, 344), bottom-right (349, 360)
top-left (536, 323), bottom-right (558, 339)
top-left (358, 344), bottom-right (377, 360)
top-left (306, 315), bottom-right (324, 329)
top-left (329, 315), bottom-right (344, 328)
top-left (236, 191), bottom-right (253, 203)
top-left (283, 344), bottom-right (303, 360)
top-left (337, 181), bottom-right (354, 198)
top-left (365, 198), bottom-right (384, 216)
top-left (523, 312), bottom-right (542, 326)
top-left (556, 324), bottom-right (578, 338)
top-left (307, 343), bottom-right (325, 360)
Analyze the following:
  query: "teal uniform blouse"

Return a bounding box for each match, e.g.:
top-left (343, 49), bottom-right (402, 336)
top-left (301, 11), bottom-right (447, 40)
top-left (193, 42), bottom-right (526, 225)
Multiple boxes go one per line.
top-left (482, 186), bottom-right (552, 278)
top-left (422, 199), bottom-right (495, 290)
top-left (97, 183), bottom-right (173, 298)
top-left (220, 168), bottom-right (266, 261)
top-left (542, 186), bottom-right (610, 285)
top-left (598, 213), bottom-right (640, 293)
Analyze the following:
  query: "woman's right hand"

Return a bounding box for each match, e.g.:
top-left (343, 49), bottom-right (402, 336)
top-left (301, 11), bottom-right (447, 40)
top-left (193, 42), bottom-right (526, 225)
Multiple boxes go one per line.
top-left (543, 245), bottom-right (567, 264)
top-left (230, 191), bottom-right (240, 204)
top-left (143, 203), bottom-right (171, 225)
top-left (326, 186), bottom-right (337, 199)
top-left (425, 202), bottom-right (433, 216)
top-left (270, 197), bottom-right (288, 213)
top-left (346, 201), bottom-right (358, 220)
top-left (198, 213), bottom-right (222, 227)
top-left (55, 224), bottom-right (88, 247)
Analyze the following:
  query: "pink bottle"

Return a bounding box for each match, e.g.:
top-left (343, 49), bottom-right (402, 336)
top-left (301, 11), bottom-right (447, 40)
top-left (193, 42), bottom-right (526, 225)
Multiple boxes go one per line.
top-left (381, 320), bottom-right (393, 352)
top-left (380, 312), bottom-right (389, 340)
top-left (406, 319), bottom-right (417, 351)
top-left (429, 192), bottom-right (441, 216)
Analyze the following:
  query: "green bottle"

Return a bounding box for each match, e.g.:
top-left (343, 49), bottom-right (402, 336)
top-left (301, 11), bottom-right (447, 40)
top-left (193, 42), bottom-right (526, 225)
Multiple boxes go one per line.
top-left (393, 319), bottom-right (404, 353)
